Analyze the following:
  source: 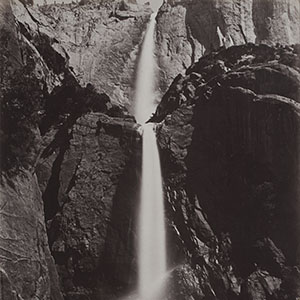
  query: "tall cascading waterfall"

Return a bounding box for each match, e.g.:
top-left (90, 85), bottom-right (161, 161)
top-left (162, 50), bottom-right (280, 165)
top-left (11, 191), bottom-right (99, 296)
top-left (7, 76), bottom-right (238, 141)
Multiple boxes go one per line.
top-left (134, 13), bottom-right (158, 124)
top-left (134, 12), bottom-right (167, 300)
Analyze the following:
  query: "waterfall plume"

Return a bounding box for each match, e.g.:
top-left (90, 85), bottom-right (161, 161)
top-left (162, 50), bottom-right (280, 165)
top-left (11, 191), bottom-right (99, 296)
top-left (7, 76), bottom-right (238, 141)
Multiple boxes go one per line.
top-left (134, 12), bottom-right (167, 300)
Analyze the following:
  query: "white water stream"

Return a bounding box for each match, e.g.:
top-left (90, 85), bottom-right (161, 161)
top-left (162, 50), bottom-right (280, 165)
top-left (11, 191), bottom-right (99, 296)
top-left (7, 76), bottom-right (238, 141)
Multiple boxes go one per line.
top-left (134, 12), bottom-right (167, 300)
top-left (134, 13), bottom-right (158, 124)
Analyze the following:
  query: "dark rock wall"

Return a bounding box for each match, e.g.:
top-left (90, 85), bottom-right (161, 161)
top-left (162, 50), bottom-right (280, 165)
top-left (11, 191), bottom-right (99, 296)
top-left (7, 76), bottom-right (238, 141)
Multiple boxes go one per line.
top-left (37, 113), bottom-right (141, 299)
top-left (0, 1), bottom-right (64, 299)
top-left (0, 0), bottom-right (22, 69)
top-left (1, 0), bottom-right (300, 299)
top-left (152, 43), bottom-right (300, 299)
top-left (1, 1), bottom-right (143, 298)
top-left (0, 172), bottom-right (63, 300)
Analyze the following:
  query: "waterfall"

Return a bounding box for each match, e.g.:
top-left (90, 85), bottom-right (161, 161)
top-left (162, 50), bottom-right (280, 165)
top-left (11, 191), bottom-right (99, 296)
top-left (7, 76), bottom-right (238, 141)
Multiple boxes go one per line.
top-left (134, 12), bottom-right (167, 300)
top-left (138, 124), bottom-right (167, 299)
top-left (134, 13), bottom-right (158, 124)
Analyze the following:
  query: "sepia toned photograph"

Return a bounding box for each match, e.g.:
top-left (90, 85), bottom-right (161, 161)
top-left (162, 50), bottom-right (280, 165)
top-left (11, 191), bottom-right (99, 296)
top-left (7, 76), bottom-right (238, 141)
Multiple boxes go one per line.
top-left (0, 0), bottom-right (299, 299)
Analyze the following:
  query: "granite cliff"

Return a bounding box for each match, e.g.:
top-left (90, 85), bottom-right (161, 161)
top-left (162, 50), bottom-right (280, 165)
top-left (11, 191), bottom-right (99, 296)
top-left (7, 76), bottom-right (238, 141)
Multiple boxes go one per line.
top-left (151, 43), bottom-right (300, 300)
top-left (1, 0), bottom-right (142, 298)
top-left (155, 0), bottom-right (300, 95)
top-left (0, 0), bottom-right (300, 299)
top-left (10, 0), bottom-right (152, 106)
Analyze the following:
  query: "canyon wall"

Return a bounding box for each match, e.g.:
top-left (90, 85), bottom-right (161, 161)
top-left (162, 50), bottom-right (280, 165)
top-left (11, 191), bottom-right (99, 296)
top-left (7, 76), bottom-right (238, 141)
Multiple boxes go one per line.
top-left (156, 0), bottom-right (300, 95)
top-left (1, 1), bottom-right (143, 298)
top-left (0, 172), bottom-right (63, 300)
top-left (36, 112), bottom-right (140, 299)
top-left (1, 1), bottom-right (63, 298)
top-left (11, 0), bottom-right (152, 107)
top-left (0, 0), bottom-right (22, 69)
top-left (9, 0), bottom-right (300, 106)
top-left (1, 0), bottom-right (300, 299)
top-left (152, 43), bottom-right (300, 299)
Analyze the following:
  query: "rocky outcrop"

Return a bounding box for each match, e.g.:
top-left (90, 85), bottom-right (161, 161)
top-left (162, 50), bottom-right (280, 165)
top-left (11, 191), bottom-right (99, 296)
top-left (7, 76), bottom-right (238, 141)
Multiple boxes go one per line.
top-left (0, 0), bottom-right (22, 70)
top-left (1, 1), bottom-right (143, 298)
top-left (0, 171), bottom-right (63, 300)
top-left (151, 43), bottom-right (300, 299)
top-left (0, 61), bottom-right (139, 300)
top-left (0, 3), bottom-right (65, 298)
top-left (0, 62), bottom-right (140, 300)
top-left (155, 0), bottom-right (300, 95)
top-left (11, 0), bottom-right (152, 106)
top-left (36, 112), bottom-right (141, 299)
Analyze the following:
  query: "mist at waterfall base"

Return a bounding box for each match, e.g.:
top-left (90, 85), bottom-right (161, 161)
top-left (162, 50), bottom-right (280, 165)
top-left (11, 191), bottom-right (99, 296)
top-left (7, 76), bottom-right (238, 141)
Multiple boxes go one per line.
top-left (131, 12), bottom-right (168, 300)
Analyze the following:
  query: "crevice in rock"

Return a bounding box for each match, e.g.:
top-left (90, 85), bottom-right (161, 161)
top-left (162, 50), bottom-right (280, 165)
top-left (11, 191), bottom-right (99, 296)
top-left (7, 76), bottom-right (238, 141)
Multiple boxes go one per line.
top-left (42, 128), bottom-right (71, 221)
top-left (100, 146), bottom-right (141, 296)
top-left (21, 1), bottom-right (41, 26)
top-left (65, 155), bottom-right (82, 196)
top-left (238, 24), bottom-right (248, 44)
top-left (186, 25), bottom-right (195, 64)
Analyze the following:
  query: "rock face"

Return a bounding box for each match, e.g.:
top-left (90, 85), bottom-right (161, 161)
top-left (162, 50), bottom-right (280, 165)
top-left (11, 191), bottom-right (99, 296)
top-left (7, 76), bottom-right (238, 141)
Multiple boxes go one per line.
top-left (1, 1), bottom-right (143, 298)
top-left (2, 0), bottom-right (300, 299)
top-left (0, 1), bottom-right (63, 299)
top-left (37, 112), bottom-right (141, 299)
top-left (151, 43), bottom-right (300, 299)
top-left (0, 0), bottom-right (22, 69)
top-left (0, 109), bottom-right (141, 300)
top-left (11, 0), bottom-right (152, 106)
top-left (0, 172), bottom-right (63, 300)
top-left (155, 0), bottom-right (300, 95)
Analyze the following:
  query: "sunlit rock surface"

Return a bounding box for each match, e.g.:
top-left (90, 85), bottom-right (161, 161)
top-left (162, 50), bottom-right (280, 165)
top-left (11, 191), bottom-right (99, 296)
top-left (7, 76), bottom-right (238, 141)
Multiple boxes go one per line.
top-left (11, 0), bottom-right (152, 106)
top-left (156, 0), bottom-right (300, 95)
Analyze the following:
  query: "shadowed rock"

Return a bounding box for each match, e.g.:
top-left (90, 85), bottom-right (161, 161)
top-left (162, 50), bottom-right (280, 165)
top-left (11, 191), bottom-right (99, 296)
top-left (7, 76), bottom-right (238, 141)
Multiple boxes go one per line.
top-left (154, 43), bottom-right (300, 299)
